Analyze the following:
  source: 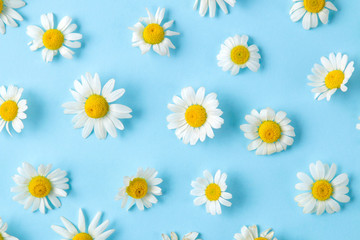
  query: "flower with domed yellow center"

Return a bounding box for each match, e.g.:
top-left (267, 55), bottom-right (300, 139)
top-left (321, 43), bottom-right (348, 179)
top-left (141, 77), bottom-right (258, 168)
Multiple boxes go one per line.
top-left (62, 72), bottom-right (132, 139)
top-left (217, 35), bottom-right (261, 75)
top-left (167, 87), bottom-right (224, 145)
top-left (191, 170), bottom-right (232, 215)
top-left (0, 218), bottom-right (18, 240)
top-left (193, 0), bottom-right (236, 17)
top-left (240, 107), bottom-right (295, 155)
top-left (234, 225), bottom-right (278, 240)
top-left (115, 168), bottom-right (163, 211)
top-left (0, 0), bottom-right (25, 34)
top-left (11, 162), bottom-right (69, 214)
top-left (0, 85), bottom-right (27, 136)
top-left (27, 13), bottom-right (82, 62)
top-left (295, 160), bottom-right (350, 215)
top-left (290, 0), bottom-right (337, 30)
top-left (51, 209), bottom-right (115, 240)
top-left (308, 53), bottom-right (354, 101)
top-left (129, 8), bottom-right (180, 56)
top-left (162, 232), bottom-right (200, 240)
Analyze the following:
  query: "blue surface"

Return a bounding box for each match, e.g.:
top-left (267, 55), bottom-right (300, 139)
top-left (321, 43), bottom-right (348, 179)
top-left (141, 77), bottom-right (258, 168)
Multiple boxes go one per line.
top-left (0, 0), bottom-right (359, 239)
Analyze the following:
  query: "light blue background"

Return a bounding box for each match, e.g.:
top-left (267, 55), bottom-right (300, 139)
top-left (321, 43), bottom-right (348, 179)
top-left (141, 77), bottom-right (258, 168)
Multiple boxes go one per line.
top-left (0, 0), bottom-right (359, 239)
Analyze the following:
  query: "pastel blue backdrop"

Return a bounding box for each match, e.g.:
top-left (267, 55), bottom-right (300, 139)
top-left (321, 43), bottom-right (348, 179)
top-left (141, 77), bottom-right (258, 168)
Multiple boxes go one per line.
top-left (0, 0), bottom-right (359, 239)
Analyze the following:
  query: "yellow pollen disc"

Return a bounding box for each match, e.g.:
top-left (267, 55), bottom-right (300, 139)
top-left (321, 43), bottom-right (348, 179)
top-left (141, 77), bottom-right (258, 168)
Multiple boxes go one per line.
top-left (185, 105), bottom-right (207, 128)
top-left (28, 176), bottom-right (52, 198)
top-left (205, 183), bottom-right (221, 201)
top-left (143, 23), bottom-right (165, 45)
top-left (0, 0), bottom-right (3, 14)
top-left (231, 45), bottom-right (250, 65)
top-left (0, 100), bottom-right (18, 122)
top-left (0, 233), bottom-right (3, 240)
top-left (42, 29), bottom-right (64, 50)
top-left (325, 70), bottom-right (345, 89)
top-left (312, 180), bottom-right (333, 201)
top-left (126, 178), bottom-right (148, 199)
top-left (258, 121), bottom-right (282, 143)
top-left (72, 233), bottom-right (93, 240)
top-left (85, 95), bottom-right (109, 119)
top-left (254, 238), bottom-right (268, 240)
top-left (304, 0), bottom-right (325, 13)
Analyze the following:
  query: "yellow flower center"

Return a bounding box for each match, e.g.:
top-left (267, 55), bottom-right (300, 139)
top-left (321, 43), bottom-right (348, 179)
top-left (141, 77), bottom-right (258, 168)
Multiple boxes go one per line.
top-left (205, 183), bottom-right (221, 201)
top-left (304, 0), bottom-right (325, 13)
top-left (185, 105), bottom-right (207, 128)
top-left (0, 233), bottom-right (3, 240)
top-left (258, 121), bottom-right (282, 143)
top-left (85, 95), bottom-right (109, 119)
top-left (143, 23), bottom-right (165, 45)
top-left (254, 238), bottom-right (268, 240)
top-left (312, 180), bottom-right (333, 201)
top-left (325, 70), bottom-right (345, 89)
top-left (126, 178), bottom-right (148, 199)
top-left (72, 233), bottom-right (93, 240)
top-left (28, 176), bottom-right (52, 198)
top-left (0, 0), bottom-right (3, 14)
top-left (42, 29), bottom-right (64, 50)
top-left (0, 100), bottom-right (18, 121)
top-left (231, 46), bottom-right (250, 65)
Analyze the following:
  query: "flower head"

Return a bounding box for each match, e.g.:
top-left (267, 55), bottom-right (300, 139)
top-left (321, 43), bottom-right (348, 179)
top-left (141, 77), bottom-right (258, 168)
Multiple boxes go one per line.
top-left (0, 0), bottom-right (25, 34)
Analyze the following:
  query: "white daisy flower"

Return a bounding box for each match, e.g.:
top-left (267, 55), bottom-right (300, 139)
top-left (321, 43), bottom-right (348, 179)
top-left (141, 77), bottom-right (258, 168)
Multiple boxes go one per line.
top-left (162, 232), bottom-right (201, 240)
top-left (51, 208), bottom-right (115, 240)
top-left (240, 107), bottom-right (295, 155)
top-left (167, 87), bottom-right (224, 145)
top-left (191, 170), bottom-right (232, 215)
top-left (290, 0), bottom-right (337, 30)
top-left (129, 7), bottom-right (180, 57)
top-left (115, 168), bottom-right (162, 211)
top-left (62, 72), bottom-right (132, 140)
top-left (234, 225), bottom-right (277, 240)
top-left (193, 0), bottom-right (236, 17)
top-left (0, 85), bottom-right (27, 135)
top-left (295, 160), bottom-right (350, 215)
top-left (217, 35), bottom-right (261, 75)
top-left (11, 162), bottom-right (69, 214)
top-left (0, 218), bottom-right (18, 240)
top-left (308, 53), bottom-right (354, 101)
top-left (0, 0), bottom-right (25, 34)
top-left (26, 13), bottom-right (82, 62)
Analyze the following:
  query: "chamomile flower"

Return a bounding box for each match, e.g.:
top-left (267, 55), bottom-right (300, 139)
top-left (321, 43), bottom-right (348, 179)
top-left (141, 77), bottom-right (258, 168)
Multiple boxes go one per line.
top-left (191, 170), bottom-right (232, 215)
top-left (167, 87), bottom-right (224, 145)
top-left (162, 232), bottom-right (201, 240)
top-left (290, 0), bottom-right (337, 30)
top-left (51, 209), bottom-right (115, 240)
top-left (0, 218), bottom-right (18, 240)
top-left (115, 168), bottom-right (162, 211)
top-left (193, 0), bottom-right (235, 17)
top-left (11, 162), bottom-right (69, 214)
top-left (295, 160), bottom-right (350, 215)
top-left (129, 8), bottom-right (180, 56)
top-left (62, 72), bottom-right (132, 140)
top-left (27, 13), bottom-right (82, 62)
top-left (234, 225), bottom-right (277, 240)
top-left (240, 107), bottom-right (295, 155)
top-left (0, 0), bottom-right (25, 34)
top-left (0, 85), bottom-right (27, 135)
top-left (308, 53), bottom-right (354, 101)
top-left (217, 35), bottom-right (261, 75)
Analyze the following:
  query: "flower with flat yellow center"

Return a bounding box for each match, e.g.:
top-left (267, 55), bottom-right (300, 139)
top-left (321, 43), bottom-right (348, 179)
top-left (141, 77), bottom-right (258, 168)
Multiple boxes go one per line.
top-left (325, 70), bottom-right (345, 89)
top-left (304, 0), bottom-right (325, 13)
top-left (258, 121), bottom-right (282, 143)
top-left (312, 180), bottom-right (333, 201)
top-left (205, 183), bottom-right (221, 201)
top-left (231, 46), bottom-right (250, 65)
top-left (0, 100), bottom-right (18, 121)
top-left (42, 29), bottom-right (65, 50)
top-left (0, 0), bottom-right (3, 14)
top-left (72, 233), bottom-right (93, 240)
top-left (85, 95), bottom-right (109, 119)
top-left (126, 178), bottom-right (148, 199)
top-left (143, 23), bottom-right (165, 45)
top-left (254, 238), bottom-right (267, 240)
top-left (28, 176), bottom-right (52, 198)
top-left (185, 105), bottom-right (207, 128)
